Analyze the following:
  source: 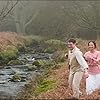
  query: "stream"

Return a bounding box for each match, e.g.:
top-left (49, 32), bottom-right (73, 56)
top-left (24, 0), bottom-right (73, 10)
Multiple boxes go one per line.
top-left (0, 53), bottom-right (52, 99)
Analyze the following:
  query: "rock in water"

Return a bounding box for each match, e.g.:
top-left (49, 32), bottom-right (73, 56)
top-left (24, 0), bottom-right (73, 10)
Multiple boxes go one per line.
top-left (0, 80), bottom-right (6, 84)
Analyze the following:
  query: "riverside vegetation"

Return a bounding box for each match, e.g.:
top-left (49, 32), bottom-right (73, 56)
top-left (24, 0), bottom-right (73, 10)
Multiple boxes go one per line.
top-left (18, 36), bottom-right (67, 99)
top-left (1, 32), bottom-right (99, 99)
top-left (0, 32), bottom-right (100, 100)
top-left (0, 32), bottom-right (67, 99)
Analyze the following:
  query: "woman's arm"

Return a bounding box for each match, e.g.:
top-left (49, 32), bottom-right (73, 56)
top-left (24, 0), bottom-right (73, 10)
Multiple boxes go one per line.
top-left (90, 52), bottom-right (100, 64)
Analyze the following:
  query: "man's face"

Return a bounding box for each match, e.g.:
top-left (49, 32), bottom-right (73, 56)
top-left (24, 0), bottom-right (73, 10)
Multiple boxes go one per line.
top-left (67, 42), bottom-right (75, 50)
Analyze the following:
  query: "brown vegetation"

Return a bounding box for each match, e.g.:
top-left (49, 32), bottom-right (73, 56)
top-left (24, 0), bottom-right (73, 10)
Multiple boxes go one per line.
top-left (32, 63), bottom-right (100, 100)
top-left (0, 32), bottom-right (31, 51)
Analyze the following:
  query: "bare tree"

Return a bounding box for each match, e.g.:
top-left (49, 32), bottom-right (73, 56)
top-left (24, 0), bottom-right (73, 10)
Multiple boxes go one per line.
top-left (62, 1), bottom-right (100, 39)
top-left (0, 1), bottom-right (18, 24)
top-left (7, 1), bottom-right (41, 34)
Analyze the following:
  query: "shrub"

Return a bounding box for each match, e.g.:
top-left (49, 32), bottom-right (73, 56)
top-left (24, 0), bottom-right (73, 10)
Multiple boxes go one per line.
top-left (51, 50), bottom-right (66, 63)
top-left (0, 49), bottom-right (18, 65)
top-left (43, 39), bottom-right (66, 53)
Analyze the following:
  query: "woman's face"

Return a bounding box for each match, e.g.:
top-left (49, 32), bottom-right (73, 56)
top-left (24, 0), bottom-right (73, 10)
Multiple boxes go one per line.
top-left (88, 42), bottom-right (95, 51)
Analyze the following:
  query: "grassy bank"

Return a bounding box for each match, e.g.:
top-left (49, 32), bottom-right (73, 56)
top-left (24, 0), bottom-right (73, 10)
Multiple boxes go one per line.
top-left (0, 32), bottom-right (32, 65)
top-left (18, 62), bottom-right (65, 100)
top-left (2, 32), bottom-right (99, 99)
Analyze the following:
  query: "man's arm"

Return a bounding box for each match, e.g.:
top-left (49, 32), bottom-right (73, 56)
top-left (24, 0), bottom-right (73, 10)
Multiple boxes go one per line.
top-left (65, 52), bottom-right (70, 70)
top-left (74, 51), bottom-right (88, 70)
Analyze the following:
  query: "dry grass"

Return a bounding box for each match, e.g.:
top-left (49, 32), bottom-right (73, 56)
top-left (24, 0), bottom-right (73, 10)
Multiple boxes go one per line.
top-left (30, 39), bottom-right (100, 99)
top-left (32, 62), bottom-right (100, 100)
top-left (0, 32), bottom-right (31, 51)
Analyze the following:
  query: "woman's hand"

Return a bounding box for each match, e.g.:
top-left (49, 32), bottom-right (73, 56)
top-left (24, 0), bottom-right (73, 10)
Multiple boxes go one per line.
top-left (86, 55), bottom-right (93, 60)
top-left (84, 72), bottom-right (89, 79)
top-left (83, 69), bottom-right (89, 79)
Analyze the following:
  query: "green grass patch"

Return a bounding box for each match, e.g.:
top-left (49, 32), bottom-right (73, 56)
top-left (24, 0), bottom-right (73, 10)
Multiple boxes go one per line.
top-left (34, 79), bottom-right (56, 96)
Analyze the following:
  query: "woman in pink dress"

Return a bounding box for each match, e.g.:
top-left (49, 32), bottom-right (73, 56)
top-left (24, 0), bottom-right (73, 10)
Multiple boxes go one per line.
top-left (84, 41), bottom-right (100, 95)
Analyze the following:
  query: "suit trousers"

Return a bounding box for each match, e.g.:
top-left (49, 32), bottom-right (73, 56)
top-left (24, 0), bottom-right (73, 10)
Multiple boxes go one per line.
top-left (68, 70), bottom-right (84, 98)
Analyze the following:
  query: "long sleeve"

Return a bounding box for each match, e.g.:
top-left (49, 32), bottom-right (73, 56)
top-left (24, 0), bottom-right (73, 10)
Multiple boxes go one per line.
top-left (91, 52), bottom-right (100, 62)
top-left (84, 51), bottom-right (100, 65)
top-left (84, 51), bottom-right (100, 74)
top-left (74, 51), bottom-right (88, 69)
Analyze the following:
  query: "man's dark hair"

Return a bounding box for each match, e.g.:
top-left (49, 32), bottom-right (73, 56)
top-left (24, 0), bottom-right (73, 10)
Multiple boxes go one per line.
top-left (68, 38), bottom-right (76, 44)
top-left (88, 41), bottom-right (96, 48)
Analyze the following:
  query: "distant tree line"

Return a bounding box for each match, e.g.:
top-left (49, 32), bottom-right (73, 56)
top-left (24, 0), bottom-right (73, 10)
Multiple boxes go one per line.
top-left (0, 1), bottom-right (100, 40)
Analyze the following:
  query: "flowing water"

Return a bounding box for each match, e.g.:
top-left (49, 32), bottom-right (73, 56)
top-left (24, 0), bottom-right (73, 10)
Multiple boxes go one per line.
top-left (0, 53), bottom-right (52, 99)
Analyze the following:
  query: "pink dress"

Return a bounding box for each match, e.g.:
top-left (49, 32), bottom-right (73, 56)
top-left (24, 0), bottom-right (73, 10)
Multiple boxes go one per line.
top-left (84, 50), bottom-right (100, 94)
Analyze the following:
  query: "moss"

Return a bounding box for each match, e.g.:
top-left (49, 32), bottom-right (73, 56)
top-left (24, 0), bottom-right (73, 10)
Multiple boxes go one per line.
top-left (32, 60), bottom-right (41, 67)
top-left (11, 73), bottom-right (21, 82)
top-left (34, 79), bottom-right (56, 96)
